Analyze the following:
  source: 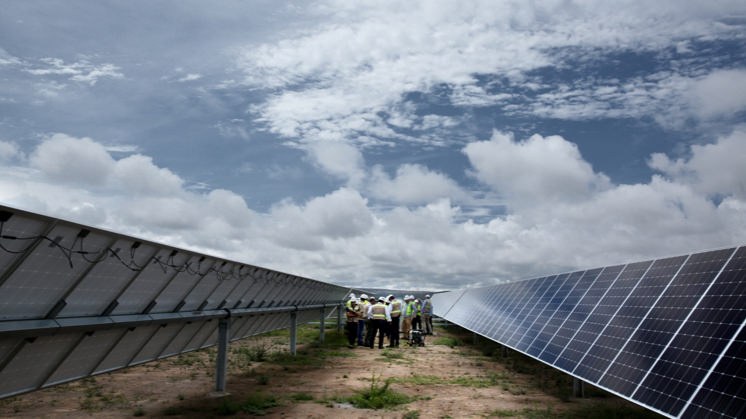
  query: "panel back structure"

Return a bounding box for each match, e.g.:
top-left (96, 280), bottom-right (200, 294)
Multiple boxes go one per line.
top-left (432, 246), bottom-right (746, 419)
top-left (0, 205), bottom-right (352, 399)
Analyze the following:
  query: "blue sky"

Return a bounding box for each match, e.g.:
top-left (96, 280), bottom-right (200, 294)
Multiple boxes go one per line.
top-left (1, 1), bottom-right (745, 290)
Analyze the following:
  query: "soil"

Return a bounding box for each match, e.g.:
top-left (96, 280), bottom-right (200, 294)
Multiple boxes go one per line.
top-left (0, 325), bottom-right (660, 418)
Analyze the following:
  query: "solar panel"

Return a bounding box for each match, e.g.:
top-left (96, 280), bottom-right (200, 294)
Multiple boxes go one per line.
top-left (0, 204), bottom-right (352, 399)
top-left (433, 246), bottom-right (746, 419)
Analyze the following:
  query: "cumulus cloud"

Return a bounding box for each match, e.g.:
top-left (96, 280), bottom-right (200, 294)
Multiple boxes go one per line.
top-left (3, 126), bottom-right (746, 291)
top-left (464, 131), bottom-right (611, 208)
top-left (29, 134), bottom-right (115, 186)
top-left (368, 164), bottom-right (467, 204)
top-left (305, 141), bottom-right (366, 186)
top-left (267, 188), bottom-right (374, 250)
top-left (689, 69), bottom-right (746, 119)
top-left (648, 127), bottom-right (746, 199)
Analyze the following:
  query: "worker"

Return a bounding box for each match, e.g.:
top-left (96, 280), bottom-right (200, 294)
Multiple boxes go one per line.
top-left (364, 295), bottom-right (377, 347)
top-left (382, 294), bottom-right (393, 339)
top-left (412, 297), bottom-right (422, 331)
top-left (357, 294), bottom-right (368, 346)
top-left (345, 299), bottom-right (361, 348)
top-left (401, 295), bottom-right (414, 344)
top-left (387, 295), bottom-right (402, 347)
top-left (422, 294), bottom-right (433, 335)
top-left (346, 293), bottom-right (356, 310)
top-left (367, 296), bottom-right (391, 349)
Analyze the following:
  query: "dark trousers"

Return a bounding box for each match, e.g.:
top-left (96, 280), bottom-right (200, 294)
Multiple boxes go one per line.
top-left (357, 320), bottom-right (366, 345)
top-left (412, 316), bottom-right (421, 330)
top-left (389, 316), bottom-right (400, 347)
top-left (345, 321), bottom-right (358, 346)
top-left (368, 319), bottom-right (387, 348)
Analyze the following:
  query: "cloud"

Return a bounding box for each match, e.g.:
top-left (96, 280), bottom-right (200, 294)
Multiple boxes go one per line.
top-left (177, 73), bottom-right (202, 82)
top-left (237, 1), bottom-right (746, 148)
top-left (2, 129), bottom-right (745, 290)
top-left (689, 69), bottom-right (746, 119)
top-left (268, 187), bottom-right (374, 250)
top-left (649, 127), bottom-right (746, 199)
top-left (25, 58), bottom-right (124, 86)
top-left (368, 163), bottom-right (467, 204)
top-left (305, 141), bottom-right (366, 186)
top-left (463, 131), bottom-right (611, 208)
top-left (0, 141), bottom-right (22, 162)
top-left (29, 134), bottom-right (115, 186)
top-left (0, 48), bottom-right (21, 66)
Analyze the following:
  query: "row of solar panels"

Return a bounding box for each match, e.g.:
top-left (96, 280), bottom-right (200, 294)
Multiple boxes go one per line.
top-left (0, 205), bottom-right (351, 399)
top-left (432, 246), bottom-right (746, 419)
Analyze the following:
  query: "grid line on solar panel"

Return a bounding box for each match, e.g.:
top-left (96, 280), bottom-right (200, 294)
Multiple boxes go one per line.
top-left (485, 280), bottom-right (534, 339)
top-left (571, 260), bottom-right (653, 382)
top-left (514, 273), bottom-right (573, 352)
top-left (505, 275), bottom-right (560, 348)
top-left (496, 276), bottom-right (552, 344)
top-left (679, 316), bottom-right (746, 419)
top-left (525, 270), bottom-right (586, 357)
top-left (592, 255), bottom-right (689, 386)
top-left (479, 284), bottom-right (516, 336)
top-left (599, 248), bottom-right (735, 398)
top-left (553, 264), bottom-right (625, 372)
top-left (536, 268), bottom-right (603, 364)
top-left (631, 247), bottom-right (745, 416)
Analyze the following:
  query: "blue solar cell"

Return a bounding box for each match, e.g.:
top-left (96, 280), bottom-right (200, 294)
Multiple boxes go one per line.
top-left (679, 320), bottom-right (746, 419)
top-left (571, 260), bottom-right (653, 382)
top-left (502, 276), bottom-right (555, 347)
top-left (553, 264), bottom-right (626, 372)
top-left (538, 267), bottom-right (603, 364)
top-left (599, 248), bottom-right (735, 397)
top-left (526, 270), bottom-right (586, 357)
top-left (515, 273), bottom-right (572, 352)
top-left (632, 247), bottom-right (746, 416)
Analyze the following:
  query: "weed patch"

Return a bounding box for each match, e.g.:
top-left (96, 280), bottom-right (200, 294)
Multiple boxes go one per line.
top-left (214, 393), bottom-right (279, 416)
top-left (346, 376), bottom-right (412, 410)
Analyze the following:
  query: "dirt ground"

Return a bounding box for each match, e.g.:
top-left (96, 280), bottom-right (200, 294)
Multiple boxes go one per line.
top-left (0, 324), bottom-right (661, 418)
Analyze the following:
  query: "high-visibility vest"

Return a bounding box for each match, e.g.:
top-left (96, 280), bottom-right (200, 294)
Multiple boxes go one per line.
top-left (390, 300), bottom-right (402, 317)
top-left (405, 301), bottom-right (415, 317)
top-left (346, 300), bottom-right (354, 310)
top-left (371, 303), bottom-right (387, 320)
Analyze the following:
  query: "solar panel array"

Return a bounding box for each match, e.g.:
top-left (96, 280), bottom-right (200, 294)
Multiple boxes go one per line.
top-left (0, 205), bottom-right (351, 399)
top-left (432, 246), bottom-right (746, 419)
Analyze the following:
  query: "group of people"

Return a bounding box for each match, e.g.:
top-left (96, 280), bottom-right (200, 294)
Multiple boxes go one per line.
top-left (344, 293), bottom-right (434, 349)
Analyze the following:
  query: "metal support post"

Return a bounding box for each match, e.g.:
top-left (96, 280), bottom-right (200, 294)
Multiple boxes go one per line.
top-left (289, 311), bottom-right (298, 355)
top-left (502, 345), bottom-right (508, 358)
top-left (319, 307), bottom-right (326, 343)
top-left (473, 332), bottom-right (478, 345)
top-left (337, 303), bottom-right (343, 332)
top-left (215, 317), bottom-right (231, 393)
top-left (573, 377), bottom-right (584, 398)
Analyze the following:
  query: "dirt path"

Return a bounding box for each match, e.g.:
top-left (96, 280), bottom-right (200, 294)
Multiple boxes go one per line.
top-left (0, 325), bottom-right (659, 418)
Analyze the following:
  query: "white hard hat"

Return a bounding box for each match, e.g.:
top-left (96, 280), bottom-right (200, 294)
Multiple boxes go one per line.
top-left (386, 294), bottom-right (393, 300)
top-left (378, 296), bottom-right (385, 302)
top-left (360, 293), bottom-right (368, 299)
top-left (425, 294), bottom-right (430, 298)
top-left (350, 293), bottom-right (356, 299)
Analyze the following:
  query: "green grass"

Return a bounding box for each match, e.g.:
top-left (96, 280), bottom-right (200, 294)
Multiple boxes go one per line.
top-left (345, 376), bottom-right (412, 410)
top-left (214, 393), bottom-right (279, 416)
top-left (432, 336), bottom-right (463, 348)
top-left (289, 392), bottom-right (314, 401)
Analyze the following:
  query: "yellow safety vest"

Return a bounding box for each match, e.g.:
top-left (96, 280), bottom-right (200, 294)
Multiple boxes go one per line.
top-left (390, 300), bottom-right (402, 317)
top-left (371, 303), bottom-right (387, 320)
